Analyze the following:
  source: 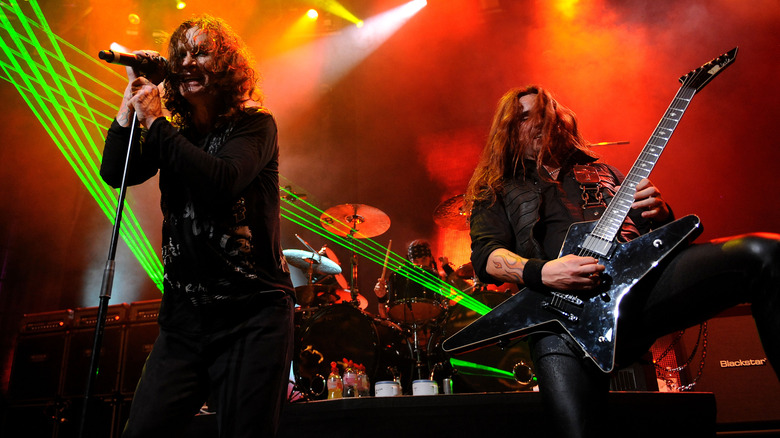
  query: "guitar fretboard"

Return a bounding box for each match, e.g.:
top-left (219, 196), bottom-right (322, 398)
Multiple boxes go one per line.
top-left (581, 86), bottom-right (696, 256)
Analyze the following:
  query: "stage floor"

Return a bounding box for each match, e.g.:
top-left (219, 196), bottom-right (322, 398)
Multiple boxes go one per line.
top-left (276, 391), bottom-right (717, 437)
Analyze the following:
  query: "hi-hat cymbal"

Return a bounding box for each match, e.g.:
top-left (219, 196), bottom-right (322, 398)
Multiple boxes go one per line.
top-left (283, 249), bottom-right (342, 275)
top-left (320, 203), bottom-right (390, 239)
top-left (433, 194), bottom-right (469, 230)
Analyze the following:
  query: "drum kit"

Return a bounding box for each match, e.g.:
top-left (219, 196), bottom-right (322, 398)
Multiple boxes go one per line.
top-left (287, 197), bottom-right (533, 400)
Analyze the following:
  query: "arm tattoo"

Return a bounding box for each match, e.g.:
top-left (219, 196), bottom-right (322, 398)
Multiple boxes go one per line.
top-left (491, 253), bottom-right (525, 283)
top-left (117, 109), bottom-right (131, 127)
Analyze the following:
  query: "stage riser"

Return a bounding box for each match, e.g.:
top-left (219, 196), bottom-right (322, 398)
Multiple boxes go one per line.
top-left (276, 392), bottom-right (715, 438)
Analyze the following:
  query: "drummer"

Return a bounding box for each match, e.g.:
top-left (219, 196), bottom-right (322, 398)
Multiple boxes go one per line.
top-left (373, 239), bottom-right (454, 318)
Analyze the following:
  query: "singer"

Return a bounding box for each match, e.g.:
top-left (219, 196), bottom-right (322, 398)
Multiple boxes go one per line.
top-left (100, 15), bottom-right (295, 438)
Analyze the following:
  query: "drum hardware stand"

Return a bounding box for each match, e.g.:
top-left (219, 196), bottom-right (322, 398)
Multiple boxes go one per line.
top-left (293, 234), bottom-right (333, 307)
top-left (350, 247), bottom-right (360, 306)
top-left (295, 234), bottom-right (322, 288)
top-left (406, 320), bottom-right (431, 381)
top-left (344, 222), bottom-right (362, 308)
top-left (290, 345), bottom-right (327, 402)
top-left (288, 373), bottom-right (326, 402)
top-left (412, 323), bottom-right (425, 380)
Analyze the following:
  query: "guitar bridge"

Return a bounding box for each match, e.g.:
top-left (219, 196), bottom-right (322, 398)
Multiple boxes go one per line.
top-left (541, 292), bottom-right (583, 321)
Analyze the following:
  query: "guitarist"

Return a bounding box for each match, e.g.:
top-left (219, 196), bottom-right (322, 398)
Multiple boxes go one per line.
top-left (465, 85), bottom-right (780, 437)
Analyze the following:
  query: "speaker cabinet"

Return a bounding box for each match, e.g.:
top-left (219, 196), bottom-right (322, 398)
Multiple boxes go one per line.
top-left (9, 331), bottom-right (69, 401)
top-left (120, 300), bottom-right (161, 396)
top-left (62, 326), bottom-right (124, 398)
top-left (9, 310), bottom-right (73, 402)
top-left (120, 322), bottom-right (158, 395)
top-left (680, 305), bottom-right (780, 427)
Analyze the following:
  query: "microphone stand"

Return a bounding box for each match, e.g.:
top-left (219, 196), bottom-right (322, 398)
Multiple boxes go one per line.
top-left (78, 116), bottom-right (140, 438)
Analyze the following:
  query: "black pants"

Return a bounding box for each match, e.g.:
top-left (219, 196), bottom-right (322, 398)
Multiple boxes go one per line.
top-left (531, 233), bottom-right (780, 438)
top-left (122, 293), bottom-right (295, 438)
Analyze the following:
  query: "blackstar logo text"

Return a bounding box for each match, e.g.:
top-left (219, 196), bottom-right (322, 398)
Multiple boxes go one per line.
top-left (719, 358), bottom-right (768, 368)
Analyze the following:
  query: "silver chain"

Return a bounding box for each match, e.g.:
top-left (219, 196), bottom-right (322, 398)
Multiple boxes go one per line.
top-left (654, 322), bottom-right (708, 391)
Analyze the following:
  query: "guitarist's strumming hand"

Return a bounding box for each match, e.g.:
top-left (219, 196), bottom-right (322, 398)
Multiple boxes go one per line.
top-left (486, 249), bottom-right (605, 292)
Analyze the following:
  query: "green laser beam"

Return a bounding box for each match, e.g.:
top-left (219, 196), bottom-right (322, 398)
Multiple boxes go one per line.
top-left (1, 0), bottom-right (487, 309)
top-left (0, 0), bottom-right (163, 290)
top-left (449, 357), bottom-right (515, 379)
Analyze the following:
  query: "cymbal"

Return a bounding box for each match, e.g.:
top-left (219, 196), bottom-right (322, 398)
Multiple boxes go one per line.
top-left (433, 194), bottom-right (469, 230)
top-left (283, 249), bottom-right (342, 275)
top-left (320, 203), bottom-right (390, 239)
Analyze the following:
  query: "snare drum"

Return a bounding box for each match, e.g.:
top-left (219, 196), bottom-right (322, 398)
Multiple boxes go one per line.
top-left (294, 304), bottom-right (412, 399)
top-left (387, 268), bottom-right (446, 324)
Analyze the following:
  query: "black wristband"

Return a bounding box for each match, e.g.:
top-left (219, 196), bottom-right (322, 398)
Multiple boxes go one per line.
top-left (523, 258), bottom-right (549, 291)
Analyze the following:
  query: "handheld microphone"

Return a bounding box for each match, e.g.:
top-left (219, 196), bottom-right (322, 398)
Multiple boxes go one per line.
top-left (98, 50), bottom-right (167, 83)
top-left (99, 50), bottom-right (167, 68)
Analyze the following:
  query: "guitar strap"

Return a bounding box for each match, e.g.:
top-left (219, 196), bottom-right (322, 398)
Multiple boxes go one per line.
top-left (572, 164), bottom-right (607, 221)
top-left (572, 163), bottom-right (642, 241)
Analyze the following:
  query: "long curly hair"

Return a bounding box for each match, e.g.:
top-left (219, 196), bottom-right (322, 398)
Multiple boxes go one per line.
top-left (163, 15), bottom-right (261, 130)
top-left (465, 85), bottom-right (595, 211)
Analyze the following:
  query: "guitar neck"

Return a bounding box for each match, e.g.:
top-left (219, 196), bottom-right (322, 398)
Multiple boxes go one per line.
top-left (587, 85), bottom-right (697, 248)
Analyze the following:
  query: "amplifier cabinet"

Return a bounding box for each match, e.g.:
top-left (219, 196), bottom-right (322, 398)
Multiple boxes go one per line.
top-left (8, 331), bottom-right (69, 401)
top-left (120, 322), bottom-right (159, 395)
top-left (680, 306), bottom-right (780, 427)
top-left (62, 325), bottom-right (124, 398)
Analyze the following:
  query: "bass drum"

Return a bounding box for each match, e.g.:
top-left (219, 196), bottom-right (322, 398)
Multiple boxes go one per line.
top-left (294, 304), bottom-right (413, 399)
top-left (429, 291), bottom-right (534, 393)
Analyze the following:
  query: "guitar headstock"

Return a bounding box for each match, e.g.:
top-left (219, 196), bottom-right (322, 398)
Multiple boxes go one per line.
top-left (679, 47), bottom-right (738, 92)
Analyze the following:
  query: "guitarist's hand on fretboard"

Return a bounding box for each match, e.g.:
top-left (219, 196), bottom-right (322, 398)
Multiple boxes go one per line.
top-left (631, 178), bottom-right (671, 222)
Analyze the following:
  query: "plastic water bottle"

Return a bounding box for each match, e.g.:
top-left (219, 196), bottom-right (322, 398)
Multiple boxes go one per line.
top-left (342, 359), bottom-right (357, 398)
top-left (327, 361), bottom-right (343, 399)
top-left (356, 363), bottom-right (370, 397)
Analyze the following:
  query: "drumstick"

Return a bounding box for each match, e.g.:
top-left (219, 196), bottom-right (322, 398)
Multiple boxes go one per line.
top-left (380, 240), bottom-right (392, 281)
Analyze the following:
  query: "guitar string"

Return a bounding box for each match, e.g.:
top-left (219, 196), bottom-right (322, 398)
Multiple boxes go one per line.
top-left (565, 63), bottom-right (706, 369)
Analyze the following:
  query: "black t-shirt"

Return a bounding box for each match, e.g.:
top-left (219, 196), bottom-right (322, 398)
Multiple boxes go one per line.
top-left (102, 108), bottom-right (294, 334)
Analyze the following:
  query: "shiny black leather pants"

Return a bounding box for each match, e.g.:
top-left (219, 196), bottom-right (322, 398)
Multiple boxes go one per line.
top-left (530, 233), bottom-right (780, 438)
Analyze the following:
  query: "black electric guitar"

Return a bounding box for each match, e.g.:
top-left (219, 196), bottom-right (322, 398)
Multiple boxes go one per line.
top-left (442, 47), bottom-right (738, 373)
